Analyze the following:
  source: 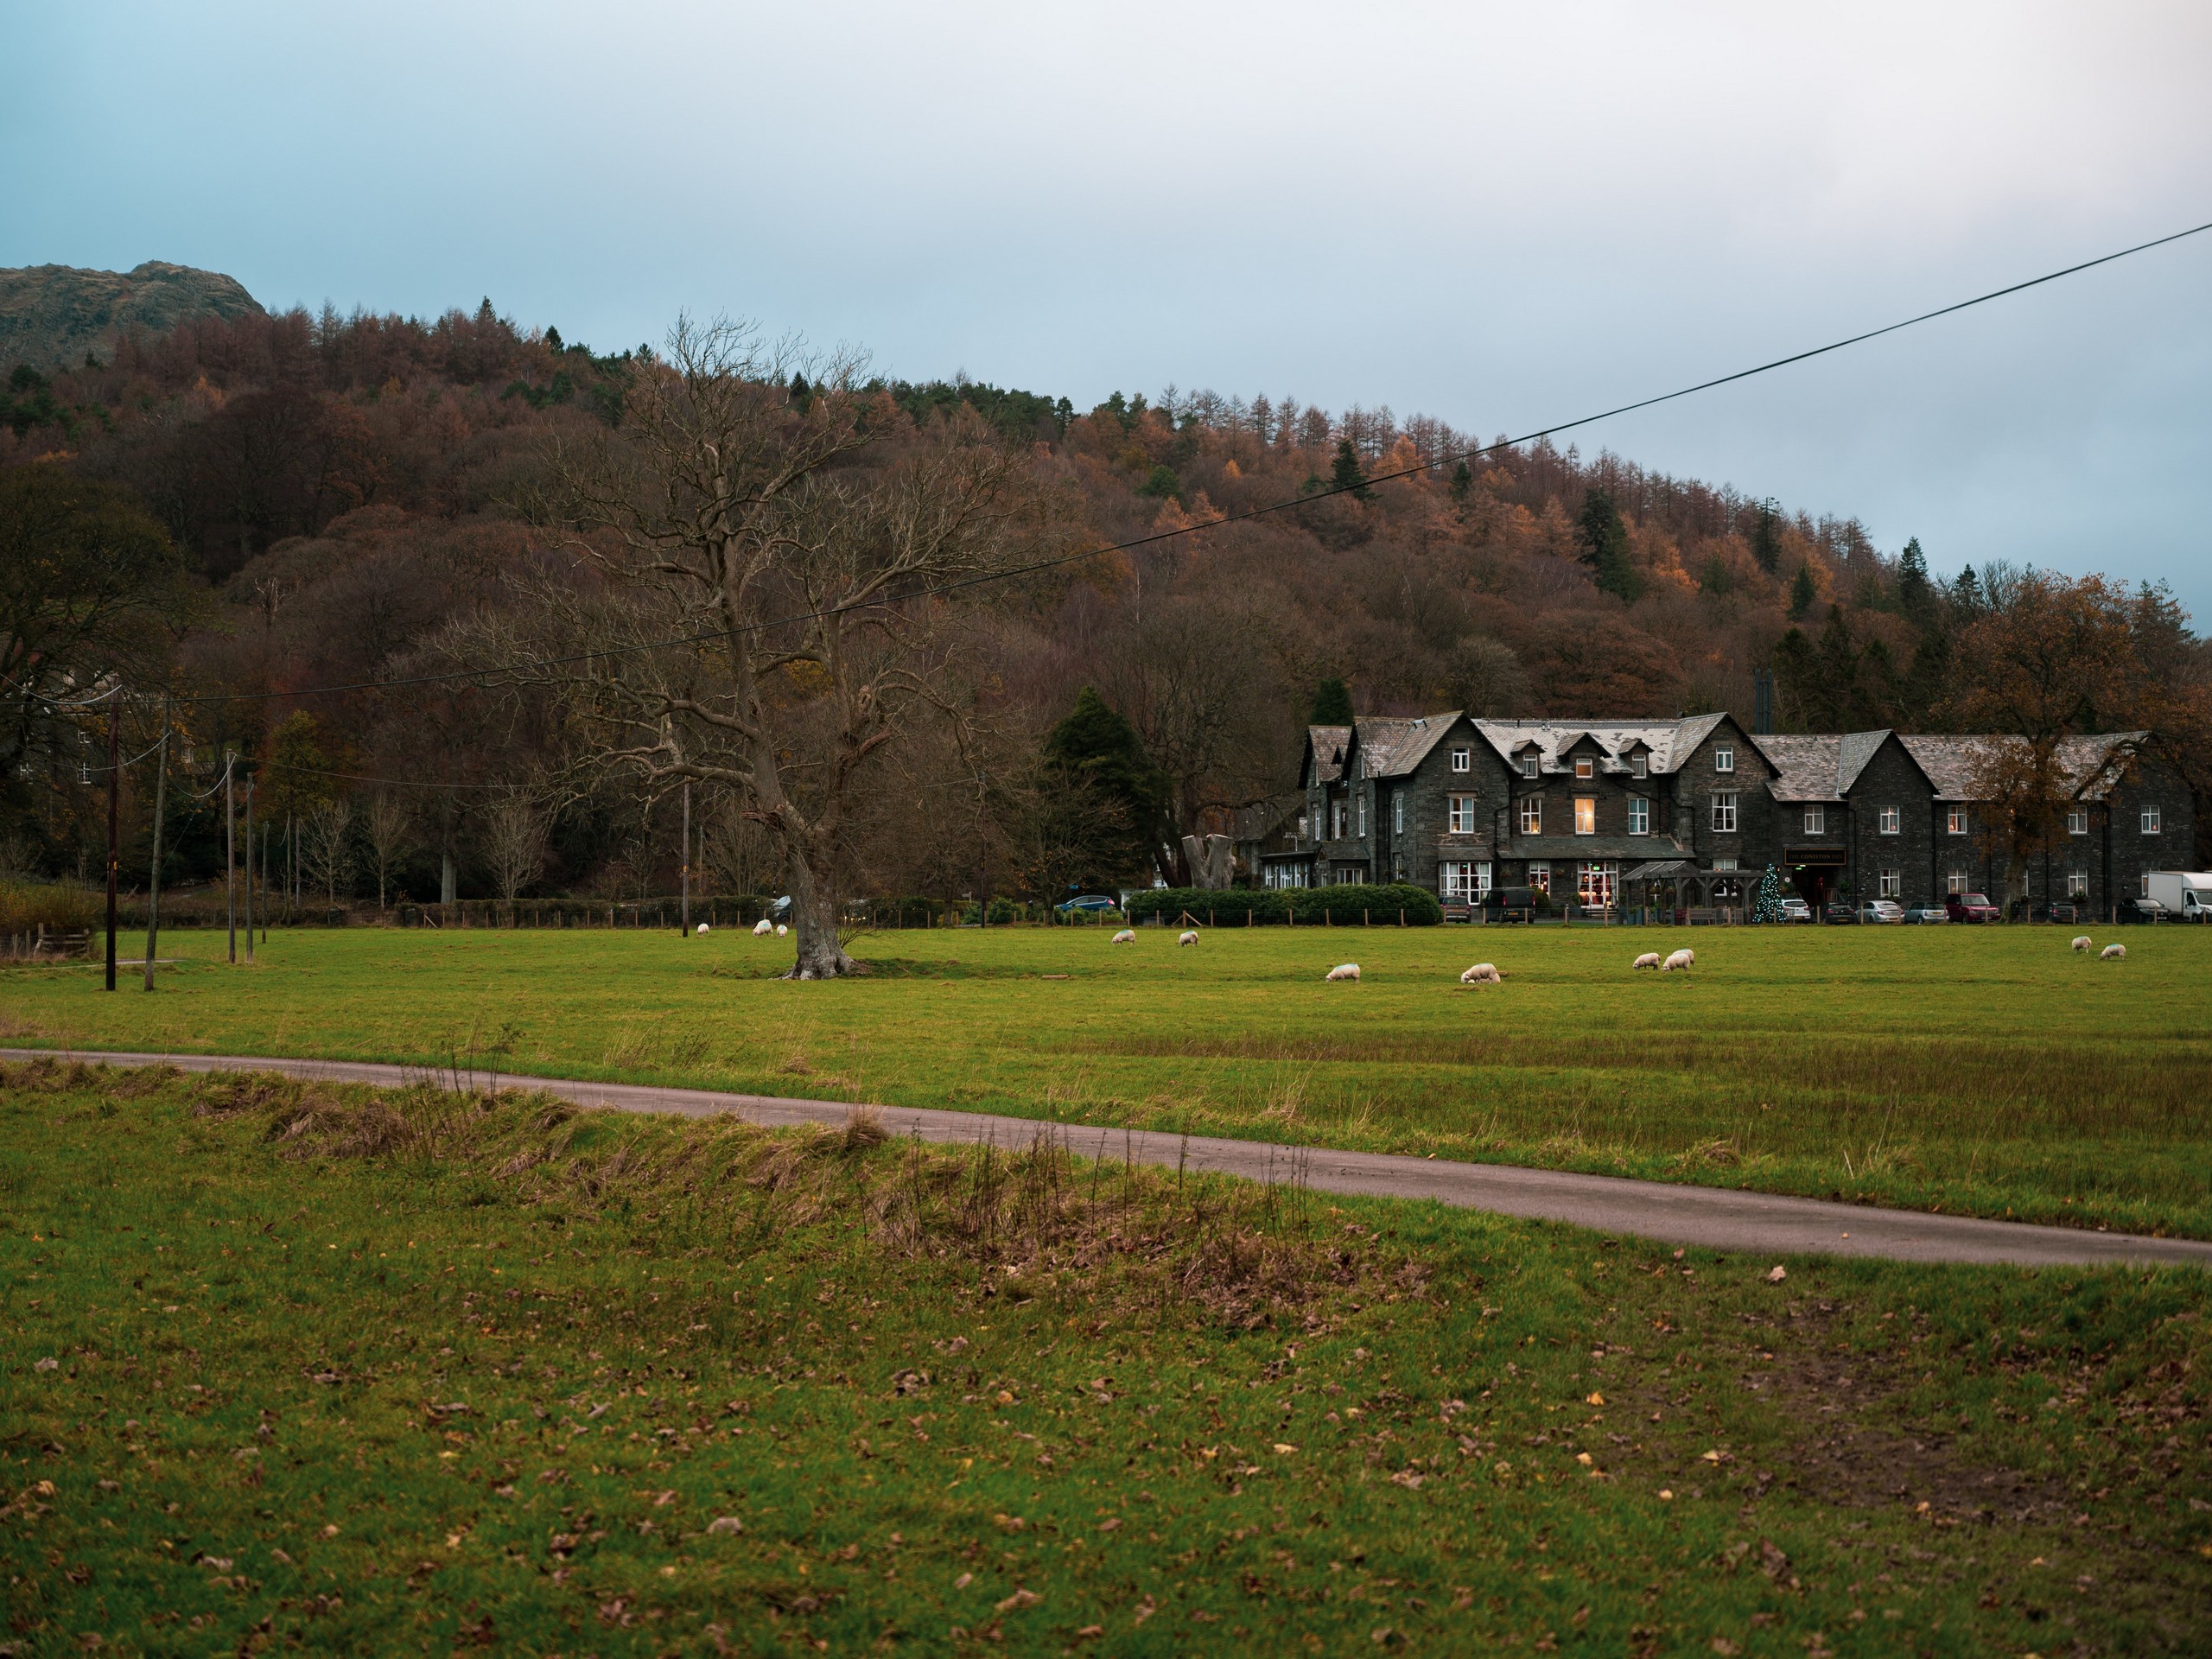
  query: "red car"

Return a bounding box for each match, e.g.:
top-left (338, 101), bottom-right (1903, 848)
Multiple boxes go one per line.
top-left (1944, 891), bottom-right (1999, 923)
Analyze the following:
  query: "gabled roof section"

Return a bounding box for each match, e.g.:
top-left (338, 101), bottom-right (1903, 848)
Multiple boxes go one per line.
top-left (1751, 734), bottom-right (1845, 802)
top-left (1471, 715), bottom-right (1730, 776)
top-left (1357, 711), bottom-right (1465, 779)
top-left (1835, 730), bottom-right (1895, 795)
top-left (1303, 725), bottom-right (1351, 788)
top-left (1898, 732), bottom-right (2147, 802)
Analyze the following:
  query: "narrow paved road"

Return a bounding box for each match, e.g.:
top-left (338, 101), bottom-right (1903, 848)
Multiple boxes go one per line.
top-left (12, 1047), bottom-right (2210, 1272)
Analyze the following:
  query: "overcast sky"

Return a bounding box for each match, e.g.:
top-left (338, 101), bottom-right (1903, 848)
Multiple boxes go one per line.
top-left (10, 2), bottom-right (2209, 617)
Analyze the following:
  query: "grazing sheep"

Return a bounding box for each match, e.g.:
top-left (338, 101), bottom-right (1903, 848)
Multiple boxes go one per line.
top-left (2071, 935), bottom-right (2092, 952)
top-left (1110, 929), bottom-right (1136, 944)
top-left (1660, 948), bottom-right (1694, 973)
top-left (1325, 963), bottom-right (1361, 982)
top-left (696, 922), bottom-right (710, 935)
top-left (1631, 951), bottom-right (1662, 970)
top-left (2101, 943), bottom-right (2126, 961)
top-left (775, 924), bottom-right (789, 938)
top-left (1178, 929), bottom-right (1199, 946)
top-left (1460, 962), bottom-right (1503, 985)
top-left (752, 918), bottom-right (774, 937)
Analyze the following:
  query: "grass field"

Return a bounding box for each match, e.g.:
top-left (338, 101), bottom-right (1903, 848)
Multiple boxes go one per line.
top-left (3, 920), bottom-right (2209, 1238)
top-left (3, 1058), bottom-right (2208, 1655)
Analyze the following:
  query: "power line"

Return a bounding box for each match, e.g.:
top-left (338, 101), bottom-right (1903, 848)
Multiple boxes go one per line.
top-left (42, 217), bottom-right (2212, 728)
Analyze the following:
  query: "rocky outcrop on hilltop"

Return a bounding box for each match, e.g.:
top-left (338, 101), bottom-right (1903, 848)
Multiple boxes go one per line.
top-left (0, 260), bottom-right (264, 372)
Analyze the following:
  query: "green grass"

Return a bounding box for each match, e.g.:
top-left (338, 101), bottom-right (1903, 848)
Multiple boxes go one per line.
top-left (4, 921), bottom-right (2210, 1236)
top-left (3, 1060), bottom-right (2208, 1655)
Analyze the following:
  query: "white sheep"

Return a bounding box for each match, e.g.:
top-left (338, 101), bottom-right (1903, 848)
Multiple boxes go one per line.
top-left (1325, 963), bottom-right (1361, 982)
top-left (752, 918), bottom-right (774, 936)
top-left (775, 923), bottom-right (789, 938)
top-left (1110, 929), bottom-right (1136, 944)
top-left (1660, 948), bottom-right (1694, 972)
top-left (1178, 929), bottom-right (1199, 946)
top-left (2100, 943), bottom-right (2126, 961)
top-left (696, 922), bottom-right (710, 935)
top-left (1630, 951), bottom-right (1662, 970)
top-left (1460, 963), bottom-right (1502, 985)
top-left (2070, 935), bottom-right (2092, 952)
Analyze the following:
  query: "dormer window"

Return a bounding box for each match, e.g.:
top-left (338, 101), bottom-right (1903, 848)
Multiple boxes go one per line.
top-left (1573, 757), bottom-right (1594, 780)
top-left (1521, 752), bottom-right (1539, 779)
top-left (1713, 743), bottom-right (1735, 774)
top-left (1451, 747), bottom-right (1470, 773)
top-left (1630, 754), bottom-right (1646, 779)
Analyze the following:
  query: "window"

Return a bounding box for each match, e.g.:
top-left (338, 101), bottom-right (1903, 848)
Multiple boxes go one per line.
top-left (1574, 798), bottom-right (1597, 836)
top-left (1573, 756), bottom-right (1594, 780)
top-left (1710, 791), bottom-right (1738, 834)
top-left (1947, 807), bottom-right (1967, 836)
top-left (1441, 860), bottom-right (1491, 900)
top-left (2067, 869), bottom-right (2088, 898)
top-left (1451, 747), bottom-right (1470, 773)
top-left (1527, 861), bottom-right (1550, 894)
top-left (1879, 868), bottom-right (1900, 899)
top-left (1577, 861), bottom-right (1618, 907)
top-left (2068, 808), bottom-right (2088, 836)
top-left (1948, 869), bottom-right (1968, 895)
top-left (1630, 754), bottom-right (1647, 779)
top-left (1520, 751), bottom-right (1540, 778)
top-left (2140, 873), bottom-right (2152, 898)
top-left (1712, 857), bottom-right (1738, 874)
top-left (1713, 743), bottom-right (1735, 773)
top-left (1296, 814), bottom-right (1307, 839)
top-left (1357, 797), bottom-right (1367, 837)
top-left (1628, 798), bottom-right (1649, 836)
top-left (1330, 802), bottom-right (1344, 839)
top-left (1392, 794), bottom-right (1403, 835)
top-left (2142, 804), bottom-right (2162, 835)
top-left (1802, 804), bottom-right (1826, 836)
top-left (1448, 795), bottom-right (1478, 834)
top-left (1878, 806), bottom-right (1901, 836)
top-left (1517, 797), bottom-right (1542, 836)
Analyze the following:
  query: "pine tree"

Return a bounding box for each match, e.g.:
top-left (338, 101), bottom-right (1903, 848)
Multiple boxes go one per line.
top-left (1449, 461), bottom-right (1472, 499)
top-left (1788, 563), bottom-right (1817, 620)
top-left (1042, 689), bottom-right (1168, 883)
top-left (1330, 438), bottom-right (1371, 500)
top-left (1310, 678), bottom-right (1355, 726)
top-left (1751, 499), bottom-right (1783, 574)
top-left (1753, 863), bottom-right (1786, 925)
top-left (1897, 536), bottom-right (1933, 620)
top-left (1770, 628), bottom-right (1821, 731)
top-left (1576, 487), bottom-right (1641, 603)
top-left (1700, 556), bottom-right (1733, 597)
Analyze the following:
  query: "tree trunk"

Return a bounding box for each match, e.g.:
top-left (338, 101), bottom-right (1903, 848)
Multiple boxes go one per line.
top-left (784, 848), bottom-right (856, 979)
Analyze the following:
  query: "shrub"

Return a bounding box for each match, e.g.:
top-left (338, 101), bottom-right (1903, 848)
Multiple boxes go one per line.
top-left (0, 880), bottom-right (97, 934)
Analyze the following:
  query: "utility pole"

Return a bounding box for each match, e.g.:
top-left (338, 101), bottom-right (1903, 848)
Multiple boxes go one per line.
top-left (144, 721), bottom-right (167, 991)
top-left (242, 772), bottom-right (255, 963)
top-left (681, 780), bottom-right (691, 935)
top-left (225, 753), bottom-right (237, 964)
top-left (105, 698), bottom-right (119, 992)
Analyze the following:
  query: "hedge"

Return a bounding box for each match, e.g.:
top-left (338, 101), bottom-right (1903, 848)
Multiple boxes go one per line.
top-left (1127, 883), bottom-right (1442, 926)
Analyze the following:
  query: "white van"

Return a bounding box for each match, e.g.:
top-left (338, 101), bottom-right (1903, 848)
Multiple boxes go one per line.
top-left (2144, 871), bottom-right (2212, 922)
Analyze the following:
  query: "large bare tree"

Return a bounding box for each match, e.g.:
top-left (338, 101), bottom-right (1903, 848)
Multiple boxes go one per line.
top-left (496, 318), bottom-right (1048, 977)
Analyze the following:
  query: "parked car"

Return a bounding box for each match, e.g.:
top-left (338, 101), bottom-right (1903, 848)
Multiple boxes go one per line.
top-left (1858, 899), bottom-right (1905, 924)
top-left (1054, 893), bottom-right (1121, 916)
top-left (1901, 902), bottom-right (1948, 924)
top-left (1777, 896), bottom-right (1813, 924)
top-left (1483, 886), bottom-right (1541, 923)
top-left (2031, 900), bottom-right (2080, 925)
top-left (1944, 891), bottom-right (1999, 923)
top-left (1821, 901), bottom-right (1857, 924)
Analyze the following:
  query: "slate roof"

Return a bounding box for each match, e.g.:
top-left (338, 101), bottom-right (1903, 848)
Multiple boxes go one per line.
top-left (1305, 725), bottom-right (1351, 786)
top-left (1900, 733), bottom-right (2145, 801)
top-left (1470, 714), bottom-right (1728, 776)
top-left (1751, 734), bottom-right (1846, 802)
top-left (1752, 730), bottom-right (2150, 803)
top-left (1357, 712), bottom-right (1465, 779)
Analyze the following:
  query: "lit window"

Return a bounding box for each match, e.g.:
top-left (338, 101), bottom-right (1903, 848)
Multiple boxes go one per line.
top-left (1947, 807), bottom-right (1967, 836)
top-left (1528, 861), bottom-right (1550, 894)
top-left (1713, 744), bottom-right (1734, 774)
top-left (1521, 751), bottom-right (1540, 778)
top-left (1578, 862), bottom-right (1616, 906)
top-left (1574, 798), bottom-right (1597, 836)
top-left (2068, 808), bottom-right (2088, 836)
top-left (2067, 869), bottom-right (2087, 897)
top-left (1448, 795), bottom-right (1478, 834)
top-left (1803, 805), bottom-right (1825, 836)
top-left (1628, 798), bottom-right (1649, 836)
top-left (2140, 873), bottom-right (2152, 897)
top-left (1948, 870), bottom-right (1967, 895)
top-left (1879, 868), bottom-right (1900, 898)
top-left (2142, 804), bottom-right (2162, 835)
top-left (1878, 806), bottom-right (1900, 835)
top-left (1710, 791), bottom-right (1737, 834)
top-left (1517, 797), bottom-right (1542, 836)
top-left (1451, 747), bottom-right (1470, 773)
top-left (1630, 754), bottom-right (1646, 779)
top-left (1574, 756), bottom-right (1594, 780)
top-left (1442, 860), bottom-right (1491, 900)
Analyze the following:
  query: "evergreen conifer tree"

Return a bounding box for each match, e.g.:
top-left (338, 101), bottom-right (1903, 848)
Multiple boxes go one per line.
top-left (1330, 438), bottom-right (1371, 500)
top-left (1788, 563), bottom-right (1817, 620)
top-left (1310, 678), bottom-right (1355, 726)
top-left (1575, 487), bottom-right (1641, 603)
top-left (1042, 689), bottom-right (1168, 884)
top-left (1751, 499), bottom-right (1783, 574)
top-left (1753, 863), bottom-right (1785, 924)
top-left (1449, 461), bottom-right (1472, 498)
top-left (1897, 536), bottom-right (1933, 620)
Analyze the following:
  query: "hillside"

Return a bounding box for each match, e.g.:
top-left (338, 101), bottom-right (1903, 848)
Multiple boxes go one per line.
top-left (0, 259), bottom-right (264, 372)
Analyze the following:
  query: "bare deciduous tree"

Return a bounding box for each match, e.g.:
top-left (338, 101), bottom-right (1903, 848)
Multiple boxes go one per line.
top-left (481, 787), bottom-right (551, 909)
top-left (362, 790), bottom-right (413, 910)
top-left (301, 798), bottom-right (353, 906)
top-left (489, 317), bottom-right (1052, 977)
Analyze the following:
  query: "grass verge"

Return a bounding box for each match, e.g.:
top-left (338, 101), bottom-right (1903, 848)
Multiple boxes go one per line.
top-left (3, 1060), bottom-right (2208, 1654)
